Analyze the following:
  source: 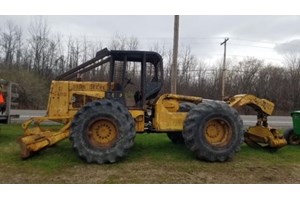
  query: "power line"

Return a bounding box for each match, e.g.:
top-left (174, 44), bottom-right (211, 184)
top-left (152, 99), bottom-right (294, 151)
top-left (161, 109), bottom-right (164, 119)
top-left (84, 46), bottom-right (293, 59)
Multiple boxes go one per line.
top-left (230, 37), bottom-right (277, 45)
top-left (229, 43), bottom-right (274, 49)
top-left (222, 54), bottom-right (283, 62)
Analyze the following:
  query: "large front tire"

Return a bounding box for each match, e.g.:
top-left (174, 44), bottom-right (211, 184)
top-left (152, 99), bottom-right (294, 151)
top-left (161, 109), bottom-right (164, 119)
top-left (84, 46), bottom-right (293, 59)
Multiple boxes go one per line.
top-left (70, 99), bottom-right (136, 164)
top-left (183, 101), bottom-right (243, 162)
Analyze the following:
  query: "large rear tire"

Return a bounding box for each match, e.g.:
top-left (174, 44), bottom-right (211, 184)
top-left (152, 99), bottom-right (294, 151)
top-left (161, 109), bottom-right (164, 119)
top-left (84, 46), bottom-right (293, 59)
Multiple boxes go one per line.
top-left (183, 101), bottom-right (243, 162)
top-left (70, 99), bottom-right (136, 164)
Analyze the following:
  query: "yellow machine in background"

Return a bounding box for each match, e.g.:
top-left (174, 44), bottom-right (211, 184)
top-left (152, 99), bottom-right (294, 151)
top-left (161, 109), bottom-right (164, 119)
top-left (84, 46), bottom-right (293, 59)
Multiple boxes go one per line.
top-left (18, 48), bottom-right (286, 164)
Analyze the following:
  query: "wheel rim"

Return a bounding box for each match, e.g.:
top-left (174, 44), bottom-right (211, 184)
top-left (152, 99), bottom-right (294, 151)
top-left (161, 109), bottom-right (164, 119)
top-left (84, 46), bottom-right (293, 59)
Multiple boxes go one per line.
top-left (88, 119), bottom-right (118, 148)
top-left (204, 118), bottom-right (232, 147)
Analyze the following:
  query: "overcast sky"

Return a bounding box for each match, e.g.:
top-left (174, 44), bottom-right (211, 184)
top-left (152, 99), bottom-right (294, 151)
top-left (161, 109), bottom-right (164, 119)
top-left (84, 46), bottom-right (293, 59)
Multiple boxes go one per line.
top-left (1, 15), bottom-right (300, 66)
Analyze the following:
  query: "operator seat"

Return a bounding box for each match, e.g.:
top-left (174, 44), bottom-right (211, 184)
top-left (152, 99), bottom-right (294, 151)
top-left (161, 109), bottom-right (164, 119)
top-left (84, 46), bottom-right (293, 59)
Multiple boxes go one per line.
top-left (145, 81), bottom-right (162, 100)
top-left (134, 80), bottom-right (162, 106)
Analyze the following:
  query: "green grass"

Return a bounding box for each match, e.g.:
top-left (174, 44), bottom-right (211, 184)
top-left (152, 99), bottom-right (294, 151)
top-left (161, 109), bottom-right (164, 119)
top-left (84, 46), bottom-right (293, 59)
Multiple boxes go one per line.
top-left (1, 124), bottom-right (300, 183)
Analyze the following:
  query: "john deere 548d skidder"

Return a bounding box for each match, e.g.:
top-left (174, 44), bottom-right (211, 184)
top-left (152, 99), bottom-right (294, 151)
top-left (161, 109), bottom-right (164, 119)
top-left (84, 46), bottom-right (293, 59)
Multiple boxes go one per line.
top-left (19, 48), bottom-right (286, 163)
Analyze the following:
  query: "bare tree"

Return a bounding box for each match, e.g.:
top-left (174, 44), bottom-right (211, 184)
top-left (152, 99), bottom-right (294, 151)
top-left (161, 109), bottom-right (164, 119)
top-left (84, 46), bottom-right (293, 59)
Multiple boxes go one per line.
top-left (127, 36), bottom-right (139, 50)
top-left (110, 33), bottom-right (127, 50)
top-left (66, 36), bottom-right (81, 70)
top-left (15, 26), bottom-right (23, 68)
top-left (231, 57), bottom-right (262, 94)
top-left (110, 33), bottom-right (139, 50)
top-left (284, 54), bottom-right (300, 109)
top-left (0, 21), bottom-right (22, 66)
top-left (177, 46), bottom-right (198, 95)
top-left (28, 17), bottom-right (50, 74)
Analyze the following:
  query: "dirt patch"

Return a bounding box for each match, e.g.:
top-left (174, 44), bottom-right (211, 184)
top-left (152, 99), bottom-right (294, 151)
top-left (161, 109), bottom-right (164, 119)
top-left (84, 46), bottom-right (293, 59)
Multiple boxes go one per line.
top-left (1, 158), bottom-right (300, 184)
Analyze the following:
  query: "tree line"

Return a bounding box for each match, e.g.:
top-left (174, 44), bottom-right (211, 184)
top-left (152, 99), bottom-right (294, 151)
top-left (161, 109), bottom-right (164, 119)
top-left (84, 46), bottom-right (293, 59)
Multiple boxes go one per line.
top-left (0, 18), bottom-right (299, 114)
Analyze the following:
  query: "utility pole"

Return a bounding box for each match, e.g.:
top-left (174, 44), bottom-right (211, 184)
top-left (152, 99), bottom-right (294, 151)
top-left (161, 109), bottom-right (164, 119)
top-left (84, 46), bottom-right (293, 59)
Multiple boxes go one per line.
top-left (220, 38), bottom-right (229, 100)
top-left (171, 15), bottom-right (179, 94)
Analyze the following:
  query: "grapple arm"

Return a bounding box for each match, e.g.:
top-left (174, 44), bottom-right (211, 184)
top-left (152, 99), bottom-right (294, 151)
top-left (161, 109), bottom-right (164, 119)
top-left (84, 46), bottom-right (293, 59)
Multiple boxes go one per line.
top-left (226, 94), bottom-right (287, 150)
top-left (225, 94), bottom-right (274, 116)
top-left (19, 117), bottom-right (72, 158)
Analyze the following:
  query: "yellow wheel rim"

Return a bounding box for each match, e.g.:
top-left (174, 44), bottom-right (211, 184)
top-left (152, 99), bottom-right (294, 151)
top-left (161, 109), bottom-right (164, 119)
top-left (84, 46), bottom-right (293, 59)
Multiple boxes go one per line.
top-left (88, 119), bottom-right (118, 148)
top-left (204, 119), bottom-right (232, 147)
